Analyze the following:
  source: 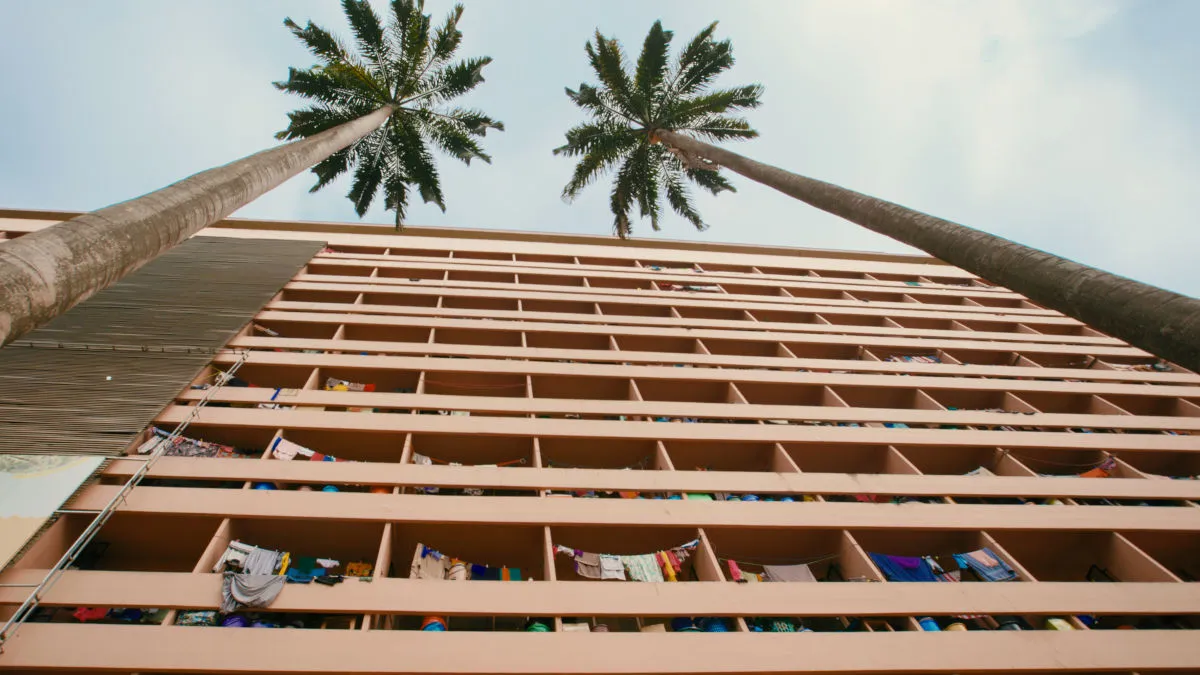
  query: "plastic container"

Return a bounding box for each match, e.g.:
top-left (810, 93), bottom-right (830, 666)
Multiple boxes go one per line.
top-left (670, 617), bottom-right (700, 632)
top-left (918, 617), bottom-right (941, 632)
top-left (996, 616), bottom-right (1023, 631)
top-left (420, 616), bottom-right (447, 631)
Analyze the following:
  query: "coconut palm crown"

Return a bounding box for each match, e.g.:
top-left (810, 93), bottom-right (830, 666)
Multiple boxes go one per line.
top-left (554, 20), bottom-right (762, 237)
top-left (275, 0), bottom-right (503, 228)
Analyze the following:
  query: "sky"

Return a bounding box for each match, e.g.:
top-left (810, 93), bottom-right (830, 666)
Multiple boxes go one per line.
top-left (1, 0), bottom-right (1198, 295)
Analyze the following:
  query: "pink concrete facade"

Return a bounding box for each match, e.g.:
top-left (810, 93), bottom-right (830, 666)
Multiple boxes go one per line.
top-left (1, 209), bottom-right (1198, 673)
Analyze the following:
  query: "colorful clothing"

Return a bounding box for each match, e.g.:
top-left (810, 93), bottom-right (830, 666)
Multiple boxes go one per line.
top-left (621, 554), bottom-right (665, 582)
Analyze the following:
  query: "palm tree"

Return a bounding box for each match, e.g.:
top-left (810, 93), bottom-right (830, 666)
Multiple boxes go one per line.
top-left (554, 21), bottom-right (761, 237)
top-left (0, 0), bottom-right (500, 347)
top-left (558, 22), bottom-right (1200, 372)
top-left (276, 0), bottom-right (502, 229)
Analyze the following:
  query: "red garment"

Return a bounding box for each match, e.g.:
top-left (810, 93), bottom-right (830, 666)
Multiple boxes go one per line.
top-left (727, 560), bottom-right (744, 582)
top-left (666, 550), bottom-right (682, 573)
top-left (73, 607), bottom-right (109, 622)
top-left (309, 452), bottom-right (326, 462)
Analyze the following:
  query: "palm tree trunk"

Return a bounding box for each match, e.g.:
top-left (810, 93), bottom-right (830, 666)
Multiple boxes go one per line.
top-left (0, 105), bottom-right (394, 346)
top-left (656, 129), bottom-right (1200, 373)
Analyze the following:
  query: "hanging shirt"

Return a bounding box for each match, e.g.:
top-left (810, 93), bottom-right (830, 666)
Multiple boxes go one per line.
top-left (574, 552), bottom-right (603, 579)
top-left (763, 563), bottom-right (818, 583)
top-left (621, 554), bottom-right (665, 582)
top-left (411, 544), bottom-right (450, 580)
top-left (868, 553), bottom-right (938, 582)
top-left (599, 554), bottom-right (625, 580)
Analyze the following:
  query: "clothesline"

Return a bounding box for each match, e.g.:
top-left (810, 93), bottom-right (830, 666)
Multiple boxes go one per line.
top-left (272, 437), bottom-right (353, 463)
top-left (422, 378), bottom-right (526, 391)
top-left (554, 538), bottom-right (699, 560)
top-left (412, 543), bottom-right (524, 581)
top-left (555, 539), bottom-right (699, 582)
top-left (1005, 450), bottom-right (1112, 469)
top-left (412, 452), bottom-right (527, 467)
top-left (545, 456), bottom-right (653, 471)
top-left (715, 552), bottom-right (840, 567)
top-left (211, 539), bottom-right (372, 616)
top-left (140, 427), bottom-right (239, 459)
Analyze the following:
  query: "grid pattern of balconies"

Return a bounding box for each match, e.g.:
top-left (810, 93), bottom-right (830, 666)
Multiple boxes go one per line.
top-left (2, 224), bottom-right (1198, 674)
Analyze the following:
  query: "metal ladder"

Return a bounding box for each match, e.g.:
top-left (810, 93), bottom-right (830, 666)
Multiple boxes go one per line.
top-left (0, 353), bottom-right (248, 651)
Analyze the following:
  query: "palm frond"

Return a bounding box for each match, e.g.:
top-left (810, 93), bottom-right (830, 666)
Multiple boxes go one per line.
top-left (634, 21), bottom-right (672, 121)
top-left (307, 146), bottom-right (355, 193)
top-left (282, 18), bottom-right (351, 65)
top-left (395, 0), bottom-right (432, 86)
top-left (387, 0), bottom-right (418, 50)
top-left (683, 114), bottom-right (758, 142)
top-left (586, 32), bottom-right (638, 117)
top-left (609, 152), bottom-right (643, 238)
top-left (557, 127), bottom-right (640, 200)
top-left (410, 108), bottom-right (495, 164)
top-left (671, 26), bottom-right (734, 98)
top-left (426, 4), bottom-right (465, 71)
top-left (409, 56), bottom-right (491, 106)
top-left (663, 164), bottom-right (706, 231)
top-left (553, 120), bottom-right (636, 157)
top-left (340, 0), bottom-right (393, 85)
top-left (391, 118), bottom-right (445, 211)
top-left (685, 164), bottom-right (736, 195)
top-left (273, 65), bottom-right (386, 111)
top-left (564, 83), bottom-right (638, 127)
top-left (669, 84), bottom-right (763, 125)
top-left (383, 175), bottom-right (411, 229)
top-left (275, 102), bottom-right (372, 141)
top-left (636, 146), bottom-right (663, 230)
top-left (346, 144), bottom-right (386, 216)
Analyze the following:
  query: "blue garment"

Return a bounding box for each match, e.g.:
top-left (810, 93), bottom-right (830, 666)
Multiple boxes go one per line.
top-left (285, 567), bottom-right (326, 584)
top-left (869, 553), bottom-right (938, 582)
top-left (954, 548), bottom-right (1018, 582)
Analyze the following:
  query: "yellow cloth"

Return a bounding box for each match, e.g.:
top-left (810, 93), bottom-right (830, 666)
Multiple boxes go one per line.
top-left (277, 552), bottom-right (290, 575)
top-left (345, 561), bottom-right (373, 577)
top-left (659, 551), bottom-right (677, 582)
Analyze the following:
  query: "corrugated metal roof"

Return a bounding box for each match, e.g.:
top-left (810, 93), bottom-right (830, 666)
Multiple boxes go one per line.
top-left (0, 236), bottom-right (322, 456)
top-left (11, 237), bottom-right (324, 349)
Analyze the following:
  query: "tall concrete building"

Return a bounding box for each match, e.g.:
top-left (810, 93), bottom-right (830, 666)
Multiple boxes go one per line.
top-left (0, 208), bottom-right (1197, 673)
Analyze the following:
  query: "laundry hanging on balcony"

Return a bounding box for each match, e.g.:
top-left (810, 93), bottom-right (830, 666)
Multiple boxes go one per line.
top-left (410, 543), bottom-right (522, 581)
top-left (554, 539), bottom-right (699, 582)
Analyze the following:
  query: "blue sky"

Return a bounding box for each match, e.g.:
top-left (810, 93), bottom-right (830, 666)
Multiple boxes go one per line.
top-left (1, 0), bottom-right (1197, 294)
